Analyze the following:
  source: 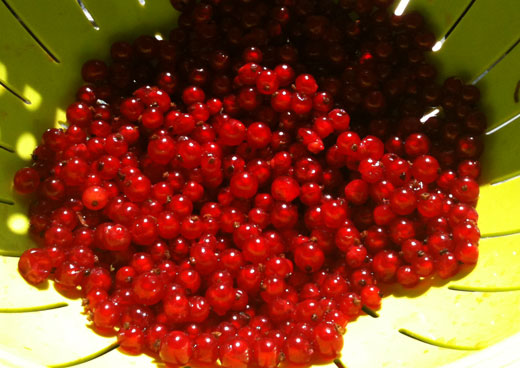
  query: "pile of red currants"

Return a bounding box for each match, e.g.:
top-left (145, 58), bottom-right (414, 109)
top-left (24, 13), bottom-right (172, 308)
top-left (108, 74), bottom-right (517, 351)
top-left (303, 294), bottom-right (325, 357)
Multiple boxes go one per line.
top-left (12, 0), bottom-right (484, 366)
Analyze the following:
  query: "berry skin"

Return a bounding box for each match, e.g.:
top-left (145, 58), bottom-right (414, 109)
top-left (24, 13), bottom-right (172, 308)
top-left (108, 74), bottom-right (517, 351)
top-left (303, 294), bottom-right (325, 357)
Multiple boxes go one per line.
top-left (328, 109), bottom-right (351, 131)
top-left (131, 215), bottom-right (158, 246)
top-left (390, 187), bottom-right (416, 215)
top-left (405, 133), bottom-right (430, 157)
top-left (160, 331), bottom-right (193, 366)
top-left (372, 250), bottom-right (401, 282)
top-left (256, 70), bottom-right (279, 95)
top-left (271, 176), bottom-right (300, 202)
top-left (397, 265), bottom-right (420, 288)
top-left (451, 176), bottom-right (479, 203)
top-left (230, 171), bottom-right (259, 199)
top-left (295, 74), bottom-right (318, 95)
top-left (294, 242), bottom-right (325, 273)
top-left (314, 322), bottom-right (343, 358)
top-left (417, 193), bottom-right (443, 218)
top-left (247, 122), bottom-right (272, 149)
top-left (148, 135), bottom-right (175, 165)
top-left (359, 159), bottom-right (384, 183)
top-left (206, 283), bottom-right (235, 316)
top-left (361, 285), bottom-right (382, 310)
top-left (164, 291), bottom-right (189, 323)
top-left (291, 93), bottom-right (313, 114)
top-left (93, 300), bottom-right (121, 331)
top-left (255, 338), bottom-right (280, 368)
top-left (284, 335), bottom-right (313, 365)
top-left (118, 326), bottom-right (145, 355)
top-left (454, 242), bottom-right (479, 264)
top-left (18, 249), bottom-right (52, 285)
top-left (274, 64), bottom-right (295, 86)
top-left (82, 186), bottom-right (109, 210)
top-left (220, 338), bottom-right (251, 368)
top-left (345, 179), bottom-right (369, 205)
top-left (123, 175), bottom-right (151, 202)
top-left (96, 223), bottom-right (131, 251)
top-left (132, 272), bottom-right (165, 306)
top-left (219, 119), bottom-right (247, 146)
top-left (412, 155), bottom-right (440, 183)
top-left (13, 168), bottom-right (40, 194)
top-left (193, 333), bottom-right (218, 364)
top-left (437, 252), bottom-right (459, 279)
top-left (243, 237), bottom-right (269, 263)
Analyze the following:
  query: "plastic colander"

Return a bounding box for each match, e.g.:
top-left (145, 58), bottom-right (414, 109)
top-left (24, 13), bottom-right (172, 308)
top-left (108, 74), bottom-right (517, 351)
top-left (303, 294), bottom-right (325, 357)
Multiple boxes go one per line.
top-left (0, 0), bottom-right (520, 367)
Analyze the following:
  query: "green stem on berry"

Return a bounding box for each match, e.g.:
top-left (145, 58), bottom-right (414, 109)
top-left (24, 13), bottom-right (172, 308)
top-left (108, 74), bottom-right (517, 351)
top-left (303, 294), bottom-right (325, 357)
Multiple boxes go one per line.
top-left (398, 328), bottom-right (483, 350)
top-left (47, 342), bottom-right (119, 368)
top-left (0, 302), bottom-right (68, 313)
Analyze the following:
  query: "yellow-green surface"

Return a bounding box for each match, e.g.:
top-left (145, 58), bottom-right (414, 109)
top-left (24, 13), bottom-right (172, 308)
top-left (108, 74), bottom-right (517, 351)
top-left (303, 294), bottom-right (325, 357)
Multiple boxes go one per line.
top-left (1, 0), bottom-right (520, 367)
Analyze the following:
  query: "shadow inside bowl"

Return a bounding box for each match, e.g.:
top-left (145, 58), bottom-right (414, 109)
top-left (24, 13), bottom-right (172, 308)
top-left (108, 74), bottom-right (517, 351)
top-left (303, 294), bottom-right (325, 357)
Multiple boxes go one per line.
top-left (380, 263), bottom-right (477, 299)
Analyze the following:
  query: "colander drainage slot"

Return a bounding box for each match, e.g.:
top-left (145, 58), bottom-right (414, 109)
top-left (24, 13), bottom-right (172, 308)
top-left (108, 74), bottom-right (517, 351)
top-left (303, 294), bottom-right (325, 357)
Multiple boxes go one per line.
top-left (47, 343), bottom-right (119, 368)
top-left (0, 80), bottom-right (30, 106)
top-left (0, 302), bottom-right (68, 313)
top-left (472, 38), bottom-right (520, 85)
top-left (398, 328), bottom-right (483, 351)
top-left (0, 198), bottom-right (14, 205)
top-left (449, 285), bottom-right (520, 292)
top-left (1, 0), bottom-right (60, 63)
top-left (76, 0), bottom-right (99, 31)
top-left (362, 305), bottom-right (379, 318)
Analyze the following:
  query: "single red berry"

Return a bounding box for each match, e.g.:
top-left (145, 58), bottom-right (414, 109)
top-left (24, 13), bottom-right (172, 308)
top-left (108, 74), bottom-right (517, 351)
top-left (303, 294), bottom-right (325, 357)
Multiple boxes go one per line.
top-left (271, 176), bottom-right (300, 202)
top-left (437, 252), bottom-right (459, 279)
top-left (283, 335), bottom-right (313, 365)
top-left (193, 333), bottom-right (218, 364)
top-left (390, 187), bottom-right (416, 215)
top-left (451, 176), bottom-right (479, 203)
top-left (412, 155), bottom-right (440, 184)
top-left (159, 331), bottom-right (193, 366)
top-left (358, 158), bottom-right (384, 183)
top-left (294, 242), bottom-right (325, 273)
top-left (274, 64), bottom-right (295, 86)
top-left (220, 337), bottom-right (251, 368)
top-left (256, 70), bottom-right (279, 95)
top-left (372, 250), bottom-right (401, 282)
top-left (132, 271), bottom-right (165, 306)
top-left (291, 92), bottom-right (313, 114)
top-left (131, 215), bottom-right (158, 246)
top-left (454, 242), bottom-right (479, 264)
top-left (18, 248), bottom-right (52, 285)
top-left (247, 122), bottom-right (272, 149)
top-left (405, 133), bottom-right (430, 157)
top-left (93, 300), bottom-right (121, 331)
top-left (328, 109), bottom-right (351, 131)
top-left (314, 322), bottom-right (343, 358)
top-left (230, 171), bottom-right (259, 199)
top-left (396, 266), bottom-right (420, 288)
top-left (82, 186), bottom-right (109, 210)
top-left (255, 337), bottom-right (280, 368)
top-left (13, 168), bottom-right (40, 194)
top-left (361, 285), bottom-right (382, 310)
top-left (345, 179), bottom-right (369, 205)
top-left (295, 74), bottom-right (318, 95)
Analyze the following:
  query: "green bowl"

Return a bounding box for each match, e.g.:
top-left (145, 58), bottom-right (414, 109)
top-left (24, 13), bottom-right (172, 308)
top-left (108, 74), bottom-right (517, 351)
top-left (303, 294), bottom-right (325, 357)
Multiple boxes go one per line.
top-left (1, 0), bottom-right (520, 367)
